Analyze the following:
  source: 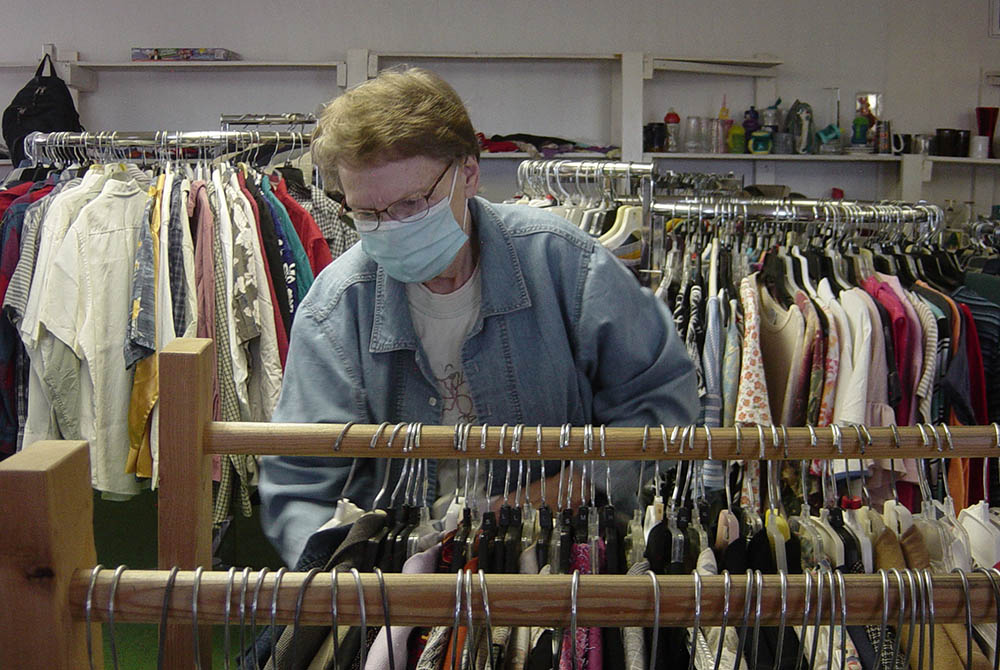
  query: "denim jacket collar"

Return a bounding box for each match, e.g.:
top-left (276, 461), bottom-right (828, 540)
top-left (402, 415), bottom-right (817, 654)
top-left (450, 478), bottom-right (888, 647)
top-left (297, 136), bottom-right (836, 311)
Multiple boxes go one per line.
top-left (369, 196), bottom-right (532, 353)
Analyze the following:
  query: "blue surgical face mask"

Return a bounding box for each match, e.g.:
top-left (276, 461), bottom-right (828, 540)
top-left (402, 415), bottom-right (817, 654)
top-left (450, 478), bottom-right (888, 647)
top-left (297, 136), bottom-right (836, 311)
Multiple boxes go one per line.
top-left (359, 168), bottom-right (468, 284)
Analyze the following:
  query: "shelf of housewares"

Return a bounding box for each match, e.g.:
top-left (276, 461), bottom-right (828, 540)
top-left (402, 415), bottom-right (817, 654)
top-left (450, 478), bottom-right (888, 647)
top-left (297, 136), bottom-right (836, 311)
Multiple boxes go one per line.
top-left (0, 44), bottom-right (347, 104)
top-left (353, 49), bottom-right (627, 153)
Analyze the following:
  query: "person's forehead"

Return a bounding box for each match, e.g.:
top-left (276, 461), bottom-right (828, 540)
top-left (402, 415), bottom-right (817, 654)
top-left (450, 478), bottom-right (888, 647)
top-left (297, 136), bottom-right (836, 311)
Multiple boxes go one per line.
top-left (339, 156), bottom-right (445, 209)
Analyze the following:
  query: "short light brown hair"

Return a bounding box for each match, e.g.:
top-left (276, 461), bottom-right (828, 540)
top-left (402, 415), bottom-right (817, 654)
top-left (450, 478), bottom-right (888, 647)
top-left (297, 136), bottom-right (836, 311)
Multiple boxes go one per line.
top-left (313, 67), bottom-right (479, 187)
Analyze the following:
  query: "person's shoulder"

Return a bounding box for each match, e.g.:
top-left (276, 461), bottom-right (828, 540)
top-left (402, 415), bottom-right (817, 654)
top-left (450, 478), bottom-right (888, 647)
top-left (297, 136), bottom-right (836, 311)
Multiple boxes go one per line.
top-left (473, 197), bottom-right (596, 253)
top-left (298, 243), bottom-right (375, 322)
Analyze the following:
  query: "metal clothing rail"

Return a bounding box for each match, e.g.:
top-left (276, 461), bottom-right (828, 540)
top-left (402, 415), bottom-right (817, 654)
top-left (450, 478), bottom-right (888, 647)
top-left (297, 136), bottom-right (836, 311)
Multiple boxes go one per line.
top-left (24, 129), bottom-right (311, 163)
top-left (220, 112), bottom-right (317, 128)
top-left (650, 195), bottom-right (941, 224)
top-left (3, 440), bottom-right (1000, 668)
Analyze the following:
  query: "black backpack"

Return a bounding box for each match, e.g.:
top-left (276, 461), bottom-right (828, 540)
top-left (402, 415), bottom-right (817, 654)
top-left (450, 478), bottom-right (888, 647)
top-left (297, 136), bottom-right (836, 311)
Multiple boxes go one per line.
top-left (2, 54), bottom-right (83, 167)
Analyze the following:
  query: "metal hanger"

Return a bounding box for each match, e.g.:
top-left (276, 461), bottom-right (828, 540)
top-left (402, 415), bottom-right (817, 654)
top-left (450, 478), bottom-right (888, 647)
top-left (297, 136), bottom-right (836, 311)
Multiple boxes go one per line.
top-left (889, 569), bottom-right (906, 668)
top-left (249, 567), bottom-right (270, 670)
top-left (711, 570), bottom-right (731, 670)
top-left (923, 568), bottom-right (932, 668)
top-left (774, 570), bottom-right (789, 670)
top-left (93, 565), bottom-right (122, 670)
top-left (736, 569), bottom-right (755, 670)
top-left (478, 570), bottom-right (495, 670)
top-left (269, 567), bottom-right (288, 668)
top-left (464, 569), bottom-right (477, 666)
top-left (646, 569), bottom-right (661, 669)
top-left (976, 567), bottom-right (1000, 670)
top-left (374, 568), bottom-right (395, 670)
top-left (371, 423), bottom-right (408, 509)
top-left (750, 569), bottom-right (764, 670)
top-left (794, 569), bottom-right (812, 670)
top-left (191, 566), bottom-right (204, 670)
top-left (330, 565), bottom-right (341, 670)
top-left (85, 565), bottom-right (103, 670)
top-left (688, 570), bottom-right (703, 670)
top-left (877, 569), bottom-right (890, 670)
top-left (158, 566), bottom-right (181, 670)
top-left (569, 569), bottom-right (580, 670)
top-left (807, 566), bottom-right (825, 670)
top-left (952, 568), bottom-right (973, 670)
top-left (824, 567), bottom-right (837, 670)
top-left (222, 567), bottom-right (236, 670)
top-left (350, 568), bottom-right (368, 670)
top-left (290, 568), bottom-right (322, 669)
top-left (913, 569), bottom-right (927, 670)
top-left (451, 570), bottom-right (464, 670)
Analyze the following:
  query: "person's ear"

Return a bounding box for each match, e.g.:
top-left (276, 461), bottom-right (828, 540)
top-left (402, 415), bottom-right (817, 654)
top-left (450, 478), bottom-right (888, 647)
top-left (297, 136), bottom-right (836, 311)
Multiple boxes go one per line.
top-left (460, 156), bottom-right (480, 198)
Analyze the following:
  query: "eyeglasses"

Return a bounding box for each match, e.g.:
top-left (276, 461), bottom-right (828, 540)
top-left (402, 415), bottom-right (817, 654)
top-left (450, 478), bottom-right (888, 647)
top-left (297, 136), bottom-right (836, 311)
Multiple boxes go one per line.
top-left (348, 161), bottom-right (454, 232)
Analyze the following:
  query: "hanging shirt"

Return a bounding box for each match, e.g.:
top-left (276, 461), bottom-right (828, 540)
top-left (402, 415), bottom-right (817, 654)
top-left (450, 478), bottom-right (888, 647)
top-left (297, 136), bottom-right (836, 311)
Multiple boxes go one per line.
top-left (720, 294), bottom-right (741, 428)
top-left (21, 169), bottom-right (107, 453)
top-left (238, 170), bottom-right (289, 366)
top-left (37, 177), bottom-right (151, 496)
top-left (735, 274), bottom-right (773, 510)
top-left (227, 173), bottom-right (281, 421)
top-left (756, 279), bottom-right (803, 425)
top-left (271, 175), bottom-right (333, 276)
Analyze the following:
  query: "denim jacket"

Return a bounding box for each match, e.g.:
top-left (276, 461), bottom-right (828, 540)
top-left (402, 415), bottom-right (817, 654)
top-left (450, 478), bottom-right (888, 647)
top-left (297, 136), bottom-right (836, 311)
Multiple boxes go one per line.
top-left (259, 196), bottom-right (698, 566)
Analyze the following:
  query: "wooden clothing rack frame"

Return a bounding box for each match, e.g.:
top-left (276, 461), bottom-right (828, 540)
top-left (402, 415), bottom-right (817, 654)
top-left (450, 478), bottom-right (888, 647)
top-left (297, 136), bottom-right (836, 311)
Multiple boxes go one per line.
top-left (3, 337), bottom-right (1000, 668)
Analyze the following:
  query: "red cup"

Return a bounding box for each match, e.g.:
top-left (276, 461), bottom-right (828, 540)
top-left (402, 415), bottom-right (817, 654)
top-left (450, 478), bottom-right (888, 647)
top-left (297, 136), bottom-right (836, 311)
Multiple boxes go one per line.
top-left (976, 107), bottom-right (999, 158)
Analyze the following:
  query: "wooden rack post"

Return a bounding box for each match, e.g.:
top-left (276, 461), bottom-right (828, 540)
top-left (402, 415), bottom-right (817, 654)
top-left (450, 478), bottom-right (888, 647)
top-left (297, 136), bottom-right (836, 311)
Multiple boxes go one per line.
top-left (0, 441), bottom-right (100, 669)
top-left (158, 337), bottom-right (215, 669)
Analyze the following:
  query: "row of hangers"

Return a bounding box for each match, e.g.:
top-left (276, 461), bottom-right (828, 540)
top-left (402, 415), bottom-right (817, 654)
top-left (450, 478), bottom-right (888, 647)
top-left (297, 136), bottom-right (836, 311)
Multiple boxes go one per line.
top-left (80, 562), bottom-right (1000, 670)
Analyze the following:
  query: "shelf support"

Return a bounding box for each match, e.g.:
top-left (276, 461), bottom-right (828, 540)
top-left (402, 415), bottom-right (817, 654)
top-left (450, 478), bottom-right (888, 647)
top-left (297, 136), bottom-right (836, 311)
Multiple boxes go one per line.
top-left (620, 52), bottom-right (644, 162)
top-left (346, 48), bottom-right (370, 88)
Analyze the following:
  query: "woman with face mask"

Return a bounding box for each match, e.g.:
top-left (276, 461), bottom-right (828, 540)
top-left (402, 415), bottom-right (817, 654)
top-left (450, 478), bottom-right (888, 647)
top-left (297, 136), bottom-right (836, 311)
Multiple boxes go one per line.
top-left (258, 67), bottom-right (699, 568)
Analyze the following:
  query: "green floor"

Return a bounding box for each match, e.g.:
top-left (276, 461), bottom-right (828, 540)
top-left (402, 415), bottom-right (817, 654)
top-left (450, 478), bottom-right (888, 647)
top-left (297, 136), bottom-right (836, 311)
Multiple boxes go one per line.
top-left (93, 489), bottom-right (283, 669)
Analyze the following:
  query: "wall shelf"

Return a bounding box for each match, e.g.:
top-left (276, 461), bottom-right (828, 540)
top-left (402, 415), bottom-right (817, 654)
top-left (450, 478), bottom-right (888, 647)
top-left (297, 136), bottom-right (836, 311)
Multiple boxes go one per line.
top-left (645, 152), bottom-right (901, 162)
top-left (481, 151), bottom-right (613, 159)
top-left (925, 156), bottom-right (1000, 166)
top-left (79, 61), bottom-right (344, 70)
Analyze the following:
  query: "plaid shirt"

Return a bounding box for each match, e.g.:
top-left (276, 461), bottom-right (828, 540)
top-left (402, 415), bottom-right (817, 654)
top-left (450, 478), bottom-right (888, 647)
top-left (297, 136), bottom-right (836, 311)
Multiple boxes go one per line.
top-left (289, 184), bottom-right (358, 260)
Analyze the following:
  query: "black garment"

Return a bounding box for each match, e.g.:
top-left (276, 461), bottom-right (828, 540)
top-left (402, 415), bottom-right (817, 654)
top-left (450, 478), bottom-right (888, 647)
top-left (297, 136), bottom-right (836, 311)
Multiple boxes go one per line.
top-left (527, 630), bottom-right (554, 670)
top-left (943, 309), bottom-right (976, 425)
top-left (721, 531), bottom-right (803, 670)
top-left (872, 299), bottom-right (903, 412)
top-left (244, 177), bottom-right (292, 334)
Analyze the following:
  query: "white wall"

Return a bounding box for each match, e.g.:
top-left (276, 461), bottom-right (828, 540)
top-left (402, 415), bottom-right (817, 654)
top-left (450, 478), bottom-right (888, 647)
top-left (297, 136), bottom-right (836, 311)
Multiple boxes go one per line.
top-left (3, 0), bottom-right (1000, 204)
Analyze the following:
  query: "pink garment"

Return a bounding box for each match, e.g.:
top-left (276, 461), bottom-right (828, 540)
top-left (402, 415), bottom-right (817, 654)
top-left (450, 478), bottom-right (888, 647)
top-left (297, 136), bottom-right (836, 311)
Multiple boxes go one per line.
top-left (850, 288), bottom-right (896, 427)
top-left (560, 541), bottom-right (604, 670)
top-left (814, 297), bottom-right (840, 427)
top-left (863, 276), bottom-right (913, 425)
top-left (794, 291), bottom-right (823, 427)
top-left (876, 273), bottom-right (924, 425)
top-left (189, 181), bottom-right (221, 423)
top-left (735, 274), bottom-right (773, 509)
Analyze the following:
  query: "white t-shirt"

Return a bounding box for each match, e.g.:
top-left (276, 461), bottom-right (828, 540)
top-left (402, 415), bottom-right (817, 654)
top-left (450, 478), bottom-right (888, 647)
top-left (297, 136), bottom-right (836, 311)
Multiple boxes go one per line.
top-left (406, 267), bottom-right (482, 424)
top-left (407, 267), bottom-right (481, 501)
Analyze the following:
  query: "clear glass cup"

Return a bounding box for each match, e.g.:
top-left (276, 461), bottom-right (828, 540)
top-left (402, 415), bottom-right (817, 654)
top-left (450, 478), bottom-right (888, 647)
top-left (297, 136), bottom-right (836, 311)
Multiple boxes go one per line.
top-left (685, 116), bottom-right (704, 153)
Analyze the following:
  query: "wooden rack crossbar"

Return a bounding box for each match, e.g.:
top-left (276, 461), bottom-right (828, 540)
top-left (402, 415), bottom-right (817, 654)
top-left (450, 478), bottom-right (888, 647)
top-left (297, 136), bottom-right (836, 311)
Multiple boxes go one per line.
top-left (6, 338), bottom-right (1000, 667)
top-left (206, 421), bottom-right (1000, 459)
top-left (73, 570), bottom-right (999, 627)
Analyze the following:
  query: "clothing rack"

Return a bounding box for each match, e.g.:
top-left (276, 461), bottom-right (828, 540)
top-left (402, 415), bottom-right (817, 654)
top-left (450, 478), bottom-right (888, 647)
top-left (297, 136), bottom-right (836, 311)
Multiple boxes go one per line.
top-left (650, 195), bottom-right (941, 225)
top-left (3, 337), bottom-right (1000, 667)
top-left (3, 438), bottom-right (1000, 669)
top-left (220, 112), bottom-right (317, 129)
top-left (23, 129), bottom-right (311, 164)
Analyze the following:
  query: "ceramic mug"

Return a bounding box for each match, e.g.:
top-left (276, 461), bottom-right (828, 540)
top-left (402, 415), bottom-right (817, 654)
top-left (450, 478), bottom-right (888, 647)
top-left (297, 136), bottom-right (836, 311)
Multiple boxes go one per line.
top-left (912, 134), bottom-right (934, 154)
top-left (935, 128), bottom-right (958, 156)
top-left (892, 133), bottom-right (909, 155)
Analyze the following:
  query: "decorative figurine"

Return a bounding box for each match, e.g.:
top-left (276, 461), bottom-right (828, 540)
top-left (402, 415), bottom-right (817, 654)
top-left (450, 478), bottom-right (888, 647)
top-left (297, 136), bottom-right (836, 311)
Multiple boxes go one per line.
top-left (785, 100), bottom-right (816, 154)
